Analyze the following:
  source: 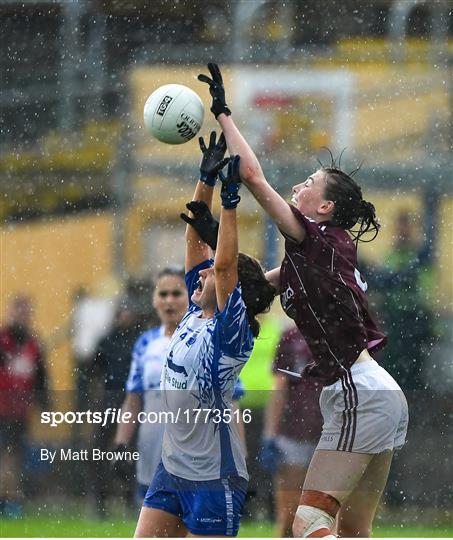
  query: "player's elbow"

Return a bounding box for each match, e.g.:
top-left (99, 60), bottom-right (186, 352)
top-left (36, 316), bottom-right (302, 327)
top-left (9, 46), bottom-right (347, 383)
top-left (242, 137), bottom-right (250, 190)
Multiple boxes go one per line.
top-left (240, 162), bottom-right (264, 186)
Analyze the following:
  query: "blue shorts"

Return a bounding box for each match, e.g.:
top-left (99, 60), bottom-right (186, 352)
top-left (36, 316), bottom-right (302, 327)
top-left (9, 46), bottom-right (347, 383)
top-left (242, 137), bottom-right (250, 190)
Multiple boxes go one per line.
top-left (143, 462), bottom-right (248, 536)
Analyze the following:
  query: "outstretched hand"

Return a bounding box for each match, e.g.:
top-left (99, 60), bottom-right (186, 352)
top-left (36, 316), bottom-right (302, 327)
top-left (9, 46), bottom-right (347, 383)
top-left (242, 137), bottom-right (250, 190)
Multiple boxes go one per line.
top-left (198, 63), bottom-right (231, 119)
top-left (199, 131), bottom-right (229, 186)
top-left (219, 155), bottom-right (242, 209)
top-left (180, 200), bottom-right (220, 251)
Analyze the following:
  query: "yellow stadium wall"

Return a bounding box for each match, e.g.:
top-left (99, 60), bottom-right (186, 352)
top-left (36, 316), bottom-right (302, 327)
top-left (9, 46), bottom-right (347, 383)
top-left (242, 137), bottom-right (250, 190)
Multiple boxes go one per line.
top-left (1, 213), bottom-right (114, 392)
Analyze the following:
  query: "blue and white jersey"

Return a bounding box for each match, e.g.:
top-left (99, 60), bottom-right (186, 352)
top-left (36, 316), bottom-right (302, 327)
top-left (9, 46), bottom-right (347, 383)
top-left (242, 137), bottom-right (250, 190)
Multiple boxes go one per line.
top-left (126, 326), bottom-right (169, 394)
top-left (161, 259), bottom-right (254, 481)
top-left (126, 326), bottom-right (169, 486)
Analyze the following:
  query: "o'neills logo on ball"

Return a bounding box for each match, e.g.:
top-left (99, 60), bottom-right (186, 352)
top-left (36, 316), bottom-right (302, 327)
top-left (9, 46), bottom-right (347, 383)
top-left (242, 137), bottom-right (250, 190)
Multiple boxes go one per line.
top-left (176, 112), bottom-right (201, 140)
top-left (156, 95), bottom-right (173, 116)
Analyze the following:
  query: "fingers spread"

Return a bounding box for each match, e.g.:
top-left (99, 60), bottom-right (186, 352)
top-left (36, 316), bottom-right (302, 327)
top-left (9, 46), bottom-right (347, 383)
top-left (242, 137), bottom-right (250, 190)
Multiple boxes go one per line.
top-left (199, 137), bottom-right (207, 153)
top-left (231, 155), bottom-right (241, 181)
top-left (197, 74), bottom-right (213, 85)
top-left (186, 200), bottom-right (207, 214)
top-left (218, 157), bottom-right (230, 170)
top-left (232, 155), bottom-right (241, 169)
top-left (208, 63), bottom-right (222, 83)
top-left (180, 213), bottom-right (194, 225)
top-left (209, 130), bottom-right (217, 148)
top-left (217, 132), bottom-right (226, 152)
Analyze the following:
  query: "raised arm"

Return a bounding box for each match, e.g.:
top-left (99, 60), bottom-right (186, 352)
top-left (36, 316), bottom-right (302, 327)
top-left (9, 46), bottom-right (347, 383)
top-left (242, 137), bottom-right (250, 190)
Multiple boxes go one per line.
top-left (198, 63), bottom-right (305, 243)
top-left (219, 116), bottom-right (305, 243)
top-left (214, 156), bottom-right (241, 312)
top-left (265, 266), bottom-right (281, 294)
top-left (181, 131), bottom-right (229, 272)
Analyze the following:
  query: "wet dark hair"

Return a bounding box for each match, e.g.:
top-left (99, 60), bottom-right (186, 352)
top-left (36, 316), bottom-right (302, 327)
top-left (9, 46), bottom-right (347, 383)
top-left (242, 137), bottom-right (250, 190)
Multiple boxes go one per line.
top-left (237, 253), bottom-right (276, 337)
top-left (318, 148), bottom-right (380, 244)
top-left (157, 265), bottom-right (185, 281)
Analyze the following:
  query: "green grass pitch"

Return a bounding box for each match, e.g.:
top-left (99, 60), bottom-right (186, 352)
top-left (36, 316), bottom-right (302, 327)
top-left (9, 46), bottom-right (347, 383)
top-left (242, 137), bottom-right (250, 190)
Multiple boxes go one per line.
top-left (1, 517), bottom-right (453, 537)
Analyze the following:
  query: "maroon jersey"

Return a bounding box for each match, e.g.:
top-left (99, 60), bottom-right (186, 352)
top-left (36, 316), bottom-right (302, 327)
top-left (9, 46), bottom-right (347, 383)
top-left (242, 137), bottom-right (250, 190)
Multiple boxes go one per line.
top-left (272, 326), bottom-right (323, 442)
top-left (279, 205), bottom-right (386, 385)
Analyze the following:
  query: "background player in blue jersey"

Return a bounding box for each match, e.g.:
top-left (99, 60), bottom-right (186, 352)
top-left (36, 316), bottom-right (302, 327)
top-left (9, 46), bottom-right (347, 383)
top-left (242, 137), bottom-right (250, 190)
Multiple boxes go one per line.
top-left (114, 266), bottom-right (188, 501)
top-left (134, 134), bottom-right (275, 537)
top-left (199, 63), bottom-right (408, 538)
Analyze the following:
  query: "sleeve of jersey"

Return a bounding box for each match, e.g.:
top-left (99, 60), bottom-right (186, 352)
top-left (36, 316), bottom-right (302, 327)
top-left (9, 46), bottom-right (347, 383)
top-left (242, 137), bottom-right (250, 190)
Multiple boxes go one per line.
top-left (185, 258), bottom-right (214, 308)
top-left (125, 337), bottom-right (145, 393)
top-left (279, 204), bottom-right (321, 249)
top-left (216, 284), bottom-right (254, 358)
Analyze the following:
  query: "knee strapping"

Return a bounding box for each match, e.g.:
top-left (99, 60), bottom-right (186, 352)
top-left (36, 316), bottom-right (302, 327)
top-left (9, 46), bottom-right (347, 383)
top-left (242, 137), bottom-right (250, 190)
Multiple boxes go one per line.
top-left (295, 505), bottom-right (335, 537)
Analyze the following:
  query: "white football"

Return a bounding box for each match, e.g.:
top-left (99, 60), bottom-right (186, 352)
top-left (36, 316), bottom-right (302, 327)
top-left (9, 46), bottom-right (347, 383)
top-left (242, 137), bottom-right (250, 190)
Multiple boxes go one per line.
top-left (143, 84), bottom-right (204, 145)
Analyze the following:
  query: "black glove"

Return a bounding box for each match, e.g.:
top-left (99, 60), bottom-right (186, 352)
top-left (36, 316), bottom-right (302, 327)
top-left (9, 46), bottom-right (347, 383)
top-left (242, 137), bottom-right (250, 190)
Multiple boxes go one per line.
top-left (111, 444), bottom-right (133, 482)
top-left (199, 131), bottom-right (229, 186)
top-left (198, 63), bottom-right (232, 119)
top-left (180, 200), bottom-right (219, 250)
top-left (219, 155), bottom-right (241, 209)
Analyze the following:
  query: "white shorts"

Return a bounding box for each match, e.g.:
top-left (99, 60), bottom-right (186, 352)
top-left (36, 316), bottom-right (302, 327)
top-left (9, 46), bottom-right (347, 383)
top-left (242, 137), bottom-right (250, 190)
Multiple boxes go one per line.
top-left (316, 359), bottom-right (408, 454)
top-left (275, 435), bottom-right (317, 467)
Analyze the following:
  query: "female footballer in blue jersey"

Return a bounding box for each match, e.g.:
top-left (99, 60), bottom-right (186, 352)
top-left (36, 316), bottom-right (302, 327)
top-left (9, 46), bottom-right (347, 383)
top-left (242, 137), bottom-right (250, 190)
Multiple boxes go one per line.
top-left (115, 266), bottom-right (246, 506)
top-left (198, 63), bottom-right (409, 538)
top-left (134, 133), bottom-right (275, 537)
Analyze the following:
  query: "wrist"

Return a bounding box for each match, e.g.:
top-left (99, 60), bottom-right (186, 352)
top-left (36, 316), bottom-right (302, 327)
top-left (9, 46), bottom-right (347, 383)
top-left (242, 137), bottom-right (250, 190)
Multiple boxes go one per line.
top-left (217, 111), bottom-right (229, 120)
top-left (217, 113), bottom-right (233, 127)
top-left (212, 104), bottom-right (231, 119)
top-left (199, 172), bottom-right (216, 187)
top-left (221, 195), bottom-right (240, 210)
top-left (215, 107), bottom-right (231, 119)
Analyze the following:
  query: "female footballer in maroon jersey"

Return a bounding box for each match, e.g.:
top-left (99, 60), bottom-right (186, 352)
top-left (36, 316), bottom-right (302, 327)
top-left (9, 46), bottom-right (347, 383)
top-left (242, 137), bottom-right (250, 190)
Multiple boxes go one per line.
top-left (198, 63), bottom-right (408, 538)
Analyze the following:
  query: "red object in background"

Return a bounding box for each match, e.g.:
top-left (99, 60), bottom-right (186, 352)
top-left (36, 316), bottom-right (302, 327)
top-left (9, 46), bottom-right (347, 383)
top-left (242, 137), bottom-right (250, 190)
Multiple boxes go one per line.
top-left (253, 96), bottom-right (294, 108)
top-left (0, 328), bottom-right (44, 419)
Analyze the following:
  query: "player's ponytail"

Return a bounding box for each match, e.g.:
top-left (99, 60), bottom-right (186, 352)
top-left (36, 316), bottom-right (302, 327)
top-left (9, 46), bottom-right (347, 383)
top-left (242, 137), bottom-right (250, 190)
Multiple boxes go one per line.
top-left (353, 199), bottom-right (380, 244)
top-left (322, 159), bottom-right (380, 244)
top-left (237, 253), bottom-right (276, 337)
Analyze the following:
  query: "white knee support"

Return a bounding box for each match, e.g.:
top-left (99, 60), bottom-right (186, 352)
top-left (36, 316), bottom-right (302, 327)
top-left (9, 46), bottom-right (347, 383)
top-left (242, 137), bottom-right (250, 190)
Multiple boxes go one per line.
top-left (295, 505), bottom-right (335, 537)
